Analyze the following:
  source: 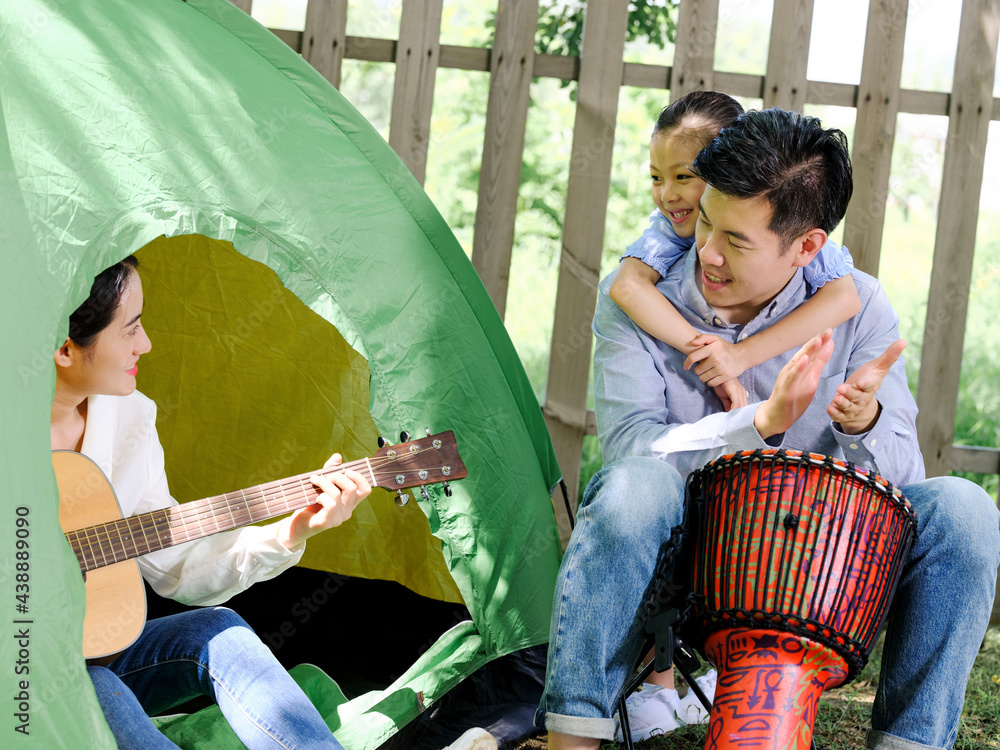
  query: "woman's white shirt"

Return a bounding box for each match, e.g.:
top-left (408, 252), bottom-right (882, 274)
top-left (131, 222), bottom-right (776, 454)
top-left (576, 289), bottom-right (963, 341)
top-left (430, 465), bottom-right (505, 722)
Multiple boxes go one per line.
top-left (79, 391), bottom-right (305, 605)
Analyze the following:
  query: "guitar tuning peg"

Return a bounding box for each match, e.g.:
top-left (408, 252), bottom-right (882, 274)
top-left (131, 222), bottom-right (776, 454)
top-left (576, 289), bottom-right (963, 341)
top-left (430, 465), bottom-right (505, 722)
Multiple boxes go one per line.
top-left (394, 489), bottom-right (409, 506)
top-left (378, 435), bottom-right (390, 448)
top-left (442, 481), bottom-right (452, 497)
top-left (419, 487), bottom-right (431, 502)
top-left (400, 430), bottom-right (411, 443)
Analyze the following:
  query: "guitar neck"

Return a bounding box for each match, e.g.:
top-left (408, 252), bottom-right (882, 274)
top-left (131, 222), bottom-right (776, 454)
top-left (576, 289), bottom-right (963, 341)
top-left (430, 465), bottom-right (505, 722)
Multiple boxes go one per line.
top-left (64, 432), bottom-right (464, 573)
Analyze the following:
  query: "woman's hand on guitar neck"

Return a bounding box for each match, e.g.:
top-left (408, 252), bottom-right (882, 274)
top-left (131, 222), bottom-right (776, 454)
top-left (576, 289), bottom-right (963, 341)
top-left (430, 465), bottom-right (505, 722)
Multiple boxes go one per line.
top-left (274, 454), bottom-right (373, 550)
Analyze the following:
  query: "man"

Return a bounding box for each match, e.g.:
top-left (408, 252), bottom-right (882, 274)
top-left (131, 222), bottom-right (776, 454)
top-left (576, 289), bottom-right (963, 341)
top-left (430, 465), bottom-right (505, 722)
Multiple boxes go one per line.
top-left (535, 108), bottom-right (1000, 750)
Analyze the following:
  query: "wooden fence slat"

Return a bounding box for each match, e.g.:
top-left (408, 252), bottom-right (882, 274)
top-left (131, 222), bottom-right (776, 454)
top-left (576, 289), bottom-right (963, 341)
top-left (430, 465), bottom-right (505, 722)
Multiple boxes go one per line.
top-left (534, 52), bottom-right (580, 81)
top-left (763, 0), bottom-right (815, 111)
top-left (712, 71), bottom-right (766, 100)
top-left (345, 35), bottom-right (396, 62)
top-left (271, 28), bottom-right (303, 51)
top-left (806, 80), bottom-right (854, 107)
top-left (622, 62), bottom-right (669, 90)
top-left (670, 0), bottom-right (720, 98)
top-left (471, 0), bottom-right (539, 319)
top-left (951, 445), bottom-right (1000, 475)
top-left (842, 0), bottom-right (908, 277)
top-left (439, 44), bottom-right (491, 72)
top-left (303, 0), bottom-right (348, 89)
top-left (916, 0), bottom-right (1000, 478)
top-left (900, 89), bottom-right (953, 117)
top-left (543, 2), bottom-right (630, 513)
top-left (389, 0), bottom-right (444, 184)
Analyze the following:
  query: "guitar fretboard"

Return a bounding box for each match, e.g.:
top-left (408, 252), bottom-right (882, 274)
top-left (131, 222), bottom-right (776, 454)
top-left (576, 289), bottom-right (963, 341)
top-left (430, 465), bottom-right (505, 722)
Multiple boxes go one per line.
top-left (65, 462), bottom-right (370, 572)
top-left (64, 432), bottom-right (463, 573)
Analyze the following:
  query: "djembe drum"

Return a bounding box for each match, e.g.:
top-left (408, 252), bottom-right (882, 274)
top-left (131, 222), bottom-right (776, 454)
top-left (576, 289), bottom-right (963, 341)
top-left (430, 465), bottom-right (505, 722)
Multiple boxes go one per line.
top-left (686, 449), bottom-right (916, 749)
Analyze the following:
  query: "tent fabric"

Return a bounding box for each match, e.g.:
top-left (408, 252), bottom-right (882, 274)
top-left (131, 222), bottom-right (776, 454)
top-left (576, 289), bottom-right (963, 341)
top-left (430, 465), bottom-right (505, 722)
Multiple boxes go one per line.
top-left (0, 1), bottom-right (563, 748)
top-left (136, 234), bottom-right (465, 605)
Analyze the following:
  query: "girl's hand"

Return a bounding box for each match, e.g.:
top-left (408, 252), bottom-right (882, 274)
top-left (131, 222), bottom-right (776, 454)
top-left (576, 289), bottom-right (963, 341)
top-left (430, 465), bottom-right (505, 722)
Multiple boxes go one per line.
top-left (827, 382), bottom-right (878, 434)
top-left (827, 339), bottom-right (907, 434)
top-left (275, 453), bottom-right (372, 549)
top-left (713, 378), bottom-right (749, 412)
top-left (684, 334), bottom-right (748, 386)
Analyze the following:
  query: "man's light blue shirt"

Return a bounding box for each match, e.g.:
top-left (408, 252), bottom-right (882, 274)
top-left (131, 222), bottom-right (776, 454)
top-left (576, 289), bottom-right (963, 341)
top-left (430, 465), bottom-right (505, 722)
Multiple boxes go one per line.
top-left (593, 249), bottom-right (925, 487)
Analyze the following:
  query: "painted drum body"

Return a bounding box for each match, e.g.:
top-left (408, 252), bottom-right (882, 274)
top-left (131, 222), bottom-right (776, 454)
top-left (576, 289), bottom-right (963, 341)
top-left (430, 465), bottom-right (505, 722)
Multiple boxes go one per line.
top-left (687, 449), bottom-right (917, 749)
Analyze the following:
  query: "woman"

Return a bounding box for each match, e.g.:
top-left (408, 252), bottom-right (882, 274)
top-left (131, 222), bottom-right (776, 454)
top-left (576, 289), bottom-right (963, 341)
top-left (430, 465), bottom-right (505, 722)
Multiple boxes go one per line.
top-left (52, 255), bottom-right (371, 749)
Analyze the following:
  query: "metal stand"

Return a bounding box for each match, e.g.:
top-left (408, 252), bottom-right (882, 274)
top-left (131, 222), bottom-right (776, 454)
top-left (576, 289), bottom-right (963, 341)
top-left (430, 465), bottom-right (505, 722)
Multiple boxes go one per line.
top-left (617, 608), bottom-right (713, 750)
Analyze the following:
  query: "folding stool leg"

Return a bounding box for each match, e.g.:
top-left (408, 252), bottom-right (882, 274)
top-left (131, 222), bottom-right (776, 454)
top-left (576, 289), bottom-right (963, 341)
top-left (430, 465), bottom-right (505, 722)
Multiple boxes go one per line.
top-left (616, 692), bottom-right (634, 750)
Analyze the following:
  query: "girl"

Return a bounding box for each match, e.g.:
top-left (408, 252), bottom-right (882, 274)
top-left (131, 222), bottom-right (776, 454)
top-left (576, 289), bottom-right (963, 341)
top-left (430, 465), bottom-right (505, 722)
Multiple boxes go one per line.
top-left (52, 256), bottom-right (371, 749)
top-left (609, 91), bottom-right (861, 412)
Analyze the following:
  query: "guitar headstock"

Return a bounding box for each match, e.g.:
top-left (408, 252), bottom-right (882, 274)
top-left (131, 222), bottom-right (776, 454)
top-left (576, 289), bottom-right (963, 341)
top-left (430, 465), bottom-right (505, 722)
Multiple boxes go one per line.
top-left (369, 430), bottom-right (468, 492)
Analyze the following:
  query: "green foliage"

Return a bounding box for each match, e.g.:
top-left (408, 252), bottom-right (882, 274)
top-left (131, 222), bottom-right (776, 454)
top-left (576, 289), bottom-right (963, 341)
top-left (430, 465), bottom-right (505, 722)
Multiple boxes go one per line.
top-left (534, 0), bottom-right (582, 57)
top-left (535, 1), bottom-right (680, 57)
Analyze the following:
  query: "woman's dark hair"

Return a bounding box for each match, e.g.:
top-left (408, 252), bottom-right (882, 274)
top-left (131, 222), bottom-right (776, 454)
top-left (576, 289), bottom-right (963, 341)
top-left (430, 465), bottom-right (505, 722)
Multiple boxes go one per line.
top-left (68, 256), bottom-right (139, 348)
top-left (653, 90), bottom-right (745, 146)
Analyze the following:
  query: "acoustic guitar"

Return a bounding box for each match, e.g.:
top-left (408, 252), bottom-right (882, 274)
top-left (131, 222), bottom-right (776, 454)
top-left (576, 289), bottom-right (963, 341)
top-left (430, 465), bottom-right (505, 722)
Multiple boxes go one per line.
top-left (54, 431), bottom-right (467, 659)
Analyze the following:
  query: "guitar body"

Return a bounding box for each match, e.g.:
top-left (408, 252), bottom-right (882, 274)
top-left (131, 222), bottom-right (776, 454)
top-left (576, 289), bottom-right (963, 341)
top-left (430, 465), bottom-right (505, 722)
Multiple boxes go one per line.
top-left (54, 451), bottom-right (146, 660)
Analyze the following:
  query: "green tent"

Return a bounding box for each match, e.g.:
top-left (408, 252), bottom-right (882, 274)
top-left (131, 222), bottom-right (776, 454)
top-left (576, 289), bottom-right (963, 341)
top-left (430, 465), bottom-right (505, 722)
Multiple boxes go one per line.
top-left (0, 1), bottom-right (562, 747)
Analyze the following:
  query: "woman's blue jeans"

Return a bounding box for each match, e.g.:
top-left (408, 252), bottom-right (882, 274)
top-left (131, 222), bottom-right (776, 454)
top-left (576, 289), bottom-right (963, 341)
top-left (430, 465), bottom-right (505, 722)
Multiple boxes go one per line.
top-left (88, 607), bottom-right (342, 749)
top-left (536, 456), bottom-right (1000, 750)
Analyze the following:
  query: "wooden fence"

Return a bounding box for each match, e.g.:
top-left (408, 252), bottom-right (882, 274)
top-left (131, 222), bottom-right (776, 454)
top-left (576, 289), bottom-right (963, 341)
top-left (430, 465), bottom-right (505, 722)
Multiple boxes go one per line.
top-left (244, 1), bottom-right (998, 480)
top-left (232, 0), bottom-right (1000, 616)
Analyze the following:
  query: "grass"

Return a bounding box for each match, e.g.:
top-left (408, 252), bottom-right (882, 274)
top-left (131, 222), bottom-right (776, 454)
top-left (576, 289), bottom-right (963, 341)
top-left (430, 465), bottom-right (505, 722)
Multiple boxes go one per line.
top-left (516, 625), bottom-right (1000, 749)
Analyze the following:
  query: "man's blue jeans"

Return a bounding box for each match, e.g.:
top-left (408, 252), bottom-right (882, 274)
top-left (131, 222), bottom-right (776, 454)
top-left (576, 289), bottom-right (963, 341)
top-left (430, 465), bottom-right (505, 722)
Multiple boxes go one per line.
top-left (536, 456), bottom-right (1000, 749)
top-left (88, 607), bottom-right (342, 749)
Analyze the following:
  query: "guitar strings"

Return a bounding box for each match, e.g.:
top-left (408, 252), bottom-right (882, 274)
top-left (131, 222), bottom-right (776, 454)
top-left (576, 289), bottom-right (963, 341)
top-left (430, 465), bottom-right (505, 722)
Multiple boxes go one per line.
top-left (67, 450), bottom-right (458, 570)
top-left (68, 452), bottom-right (437, 559)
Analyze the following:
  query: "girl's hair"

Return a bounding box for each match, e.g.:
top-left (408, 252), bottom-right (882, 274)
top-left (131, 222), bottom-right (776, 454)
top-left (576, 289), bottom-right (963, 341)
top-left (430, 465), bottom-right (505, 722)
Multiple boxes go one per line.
top-left (68, 256), bottom-right (140, 348)
top-left (653, 90), bottom-right (745, 147)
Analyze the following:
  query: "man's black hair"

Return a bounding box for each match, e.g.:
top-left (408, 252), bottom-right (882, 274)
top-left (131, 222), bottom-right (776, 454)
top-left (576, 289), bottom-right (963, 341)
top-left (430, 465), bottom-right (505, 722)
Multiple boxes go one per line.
top-left (691, 108), bottom-right (853, 248)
